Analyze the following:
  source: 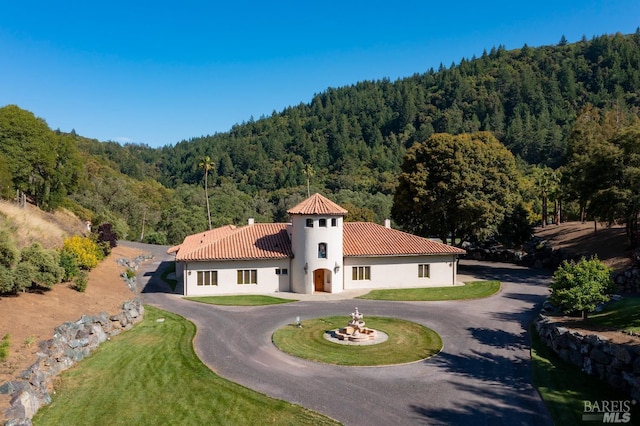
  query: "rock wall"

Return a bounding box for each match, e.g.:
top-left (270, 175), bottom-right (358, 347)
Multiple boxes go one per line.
top-left (1, 298), bottom-right (144, 426)
top-left (117, 254), bottom-right (153, 292)
top-left (463, 236), bottom-right (587, 269)
top-left (612, 267), bottom-right (640, 293)
top-left (535, 314), bottom-right (640, 401)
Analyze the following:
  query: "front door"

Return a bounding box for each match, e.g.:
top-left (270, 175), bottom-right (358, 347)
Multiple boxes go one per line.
top-left (314, 270), bottom-right (324, 292)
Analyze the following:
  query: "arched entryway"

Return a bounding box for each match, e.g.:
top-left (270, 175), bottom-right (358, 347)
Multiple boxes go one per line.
top-left (313, 268), bottom-right (331, 292)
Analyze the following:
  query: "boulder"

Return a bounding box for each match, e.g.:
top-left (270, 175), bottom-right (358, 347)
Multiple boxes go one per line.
top-left (590, 348), bottom-right (611, 365)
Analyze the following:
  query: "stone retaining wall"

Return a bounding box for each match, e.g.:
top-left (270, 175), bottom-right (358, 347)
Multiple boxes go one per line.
top-left (463, 236), bottom-right (588, 270)
top-left (535, 314), bottom-right (640, 401)
top-left (613, 267), bottom-right (640, 293)
top-left (1, 298), bottom-right (144, 426)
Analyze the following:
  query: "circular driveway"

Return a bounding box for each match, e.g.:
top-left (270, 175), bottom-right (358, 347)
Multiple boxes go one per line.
top-left (130, 242), bottom-right (553, 425)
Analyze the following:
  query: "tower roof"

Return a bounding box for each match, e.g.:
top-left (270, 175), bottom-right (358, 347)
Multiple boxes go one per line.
top-left (287, 193), bottom-right (348, 216)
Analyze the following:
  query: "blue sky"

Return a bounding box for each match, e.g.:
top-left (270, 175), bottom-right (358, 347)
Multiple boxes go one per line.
top-left (1, 1), bottom-right (638, 148)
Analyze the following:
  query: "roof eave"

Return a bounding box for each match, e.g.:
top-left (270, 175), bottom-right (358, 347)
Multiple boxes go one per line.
top-left (344, 252), bottom-right (465, 258)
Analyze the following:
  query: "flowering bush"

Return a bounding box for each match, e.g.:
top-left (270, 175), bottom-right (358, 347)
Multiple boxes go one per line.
top-left (62, 236), bottom-right (104, 271)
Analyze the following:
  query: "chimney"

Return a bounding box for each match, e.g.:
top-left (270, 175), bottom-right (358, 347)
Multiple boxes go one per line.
top-left (384, 219), bottom-right (391, 228)
top-left (248, 218), bottom-right (255, 225)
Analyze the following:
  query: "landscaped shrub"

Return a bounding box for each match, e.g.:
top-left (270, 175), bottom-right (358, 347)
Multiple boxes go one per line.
top-left (95, 223), bottom-right (118, 249)
top-left (98, 240), bottom-right (111, 258)
top-left (0, 231), bottom-right (18, 269)
top-left (19, 243), bottom-right (64, 288)
top-left (74, 271), bottom-right (88, 292)
top-left (62, 235), bottom-right (103, 270)
top-left (0, 334), bottom-right (10, 361)
top-left (549, 257), bottom-right (615, 320)
top-left (59, 249), bottom-right (80, 281)
top-left (125, 268), bottom-right (136, 279)
top-left (12, 261), bottom-right (36, 292)
top-left (0, 264), bottom-right (14, 293)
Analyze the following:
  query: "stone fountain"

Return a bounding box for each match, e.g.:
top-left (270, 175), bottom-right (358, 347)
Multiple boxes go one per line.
top-left (333, 307), bottom-right (378, 342)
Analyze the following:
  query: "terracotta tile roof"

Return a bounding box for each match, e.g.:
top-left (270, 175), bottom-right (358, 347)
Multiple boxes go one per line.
top-left (170, 220), bottom-right (464, 262)
top-left (167, 225), bottom-right (237, 255)
top-left (173, 223), bottom-right (293, 261)
top-left (344, 222), bottom-right (466, 257)
top-left (287, 193), bottom-right (348, 215)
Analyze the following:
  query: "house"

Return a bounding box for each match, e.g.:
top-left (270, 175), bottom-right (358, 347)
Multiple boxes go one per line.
top-left (168, 193), bottom-right (466, 296)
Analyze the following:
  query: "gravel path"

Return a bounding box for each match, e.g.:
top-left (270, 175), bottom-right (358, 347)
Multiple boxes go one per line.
top-left (127, 241), bottom-right (553, 425)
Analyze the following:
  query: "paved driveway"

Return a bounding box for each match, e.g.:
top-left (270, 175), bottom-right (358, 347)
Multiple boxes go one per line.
top-left (128, 242), bottom-right (553, 425)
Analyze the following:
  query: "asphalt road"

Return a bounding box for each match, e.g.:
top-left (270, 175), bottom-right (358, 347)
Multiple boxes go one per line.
top-left (125, 241), bottom-right (554, 425)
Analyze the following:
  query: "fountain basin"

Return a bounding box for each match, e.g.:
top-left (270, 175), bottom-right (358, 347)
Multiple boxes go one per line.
top-left (334, 326), bottom-right (377, 341)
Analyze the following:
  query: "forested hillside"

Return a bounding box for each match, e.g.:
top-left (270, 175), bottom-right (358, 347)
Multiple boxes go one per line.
top-left (1, 32), bottom-right (640, 246)
top-left (155, 31), bottom-right (640, 188)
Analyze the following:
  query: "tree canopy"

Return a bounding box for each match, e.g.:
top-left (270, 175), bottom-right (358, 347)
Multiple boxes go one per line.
top-left (392, 132), bottom-right (519, 244)
top-left (549, 257), bottom-right (615, 320)
top-left (0, 105), bottom-right (82, 210)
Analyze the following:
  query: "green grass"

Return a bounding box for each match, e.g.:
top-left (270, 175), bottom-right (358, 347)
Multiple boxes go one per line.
top-left (356, 280), bottom-right (500, 301)
top-left (589, 297), bottom-right (640, 333)
top-left (0, 333), bottom-right (10, 361)
top-left (33, 306), bottom-right (338, 426)
top-left (185, 294), bottom-right (296, 306)
top-left (272, 316), bottom-right (442, 365)
top-left (530, 325), bottom-right (638, 424)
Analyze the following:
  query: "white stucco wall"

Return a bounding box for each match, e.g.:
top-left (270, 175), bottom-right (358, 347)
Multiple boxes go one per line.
top-left (290, 215), bottom-right (344, 294)
top-left (182, 258), bottom-right (291, 296)
top-left (343, 255), bottom-right (458, 290)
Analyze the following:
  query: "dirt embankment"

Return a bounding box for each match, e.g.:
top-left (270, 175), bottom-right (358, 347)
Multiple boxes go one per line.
top-left (534, 221), bottom-right (632, 271)
top-left (0, 244), bottom-right (144, 421)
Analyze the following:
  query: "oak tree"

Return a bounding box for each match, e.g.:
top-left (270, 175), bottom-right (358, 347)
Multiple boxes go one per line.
top-left (392, 132), bottom-right (519, 244)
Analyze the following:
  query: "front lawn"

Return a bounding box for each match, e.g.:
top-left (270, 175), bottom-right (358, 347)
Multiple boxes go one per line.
top-left (356, 280), bottom-right (500, 301)
top-left (185, 295), bottom-right (296, 306)
top-left (34, 306), bottom-right (337, 425)
top-left (272, 316), bottom-right (442, 365)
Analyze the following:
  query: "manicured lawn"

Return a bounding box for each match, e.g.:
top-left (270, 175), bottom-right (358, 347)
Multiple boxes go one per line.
top-left (185, 295), bottom-right (296, 306)
top-left (589, 297), bottom-right (640, 333)
top-left (530, 326), bottom-right (638, 424)
top-left (272, 316), bottom-right (442, 365)
top-left (33, 306), bottom-right (337, 426)
top-left (356, 280), bottom-right (500, 301)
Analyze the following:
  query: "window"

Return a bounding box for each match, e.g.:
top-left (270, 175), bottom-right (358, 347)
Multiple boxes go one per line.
top-left (418, 264), bottom-right (430, 278)
top-left (319, 218), bottom-right (327, 227)
top-left (275, 268), bottom-right (288, 275)
top-left (318, 242), bottom-right (327, 258)
top-left (197, 271), bottom-right (218, 286)
top-left (331, 218), bottom-right (337, 227)
top-left (237, 269), bottom-right (257, 285)
top-left (306, 218), bottom-right (314, 227)
top-left (352, 266), bottom-right (370, 280)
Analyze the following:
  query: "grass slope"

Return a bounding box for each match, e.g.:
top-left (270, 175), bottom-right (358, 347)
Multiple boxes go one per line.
top-left (590, 297), bottom-right (640, 333)
top-left (531, 326), bottom-right (638, 424)
top-left (34, 306), bottom-right (337, 425)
